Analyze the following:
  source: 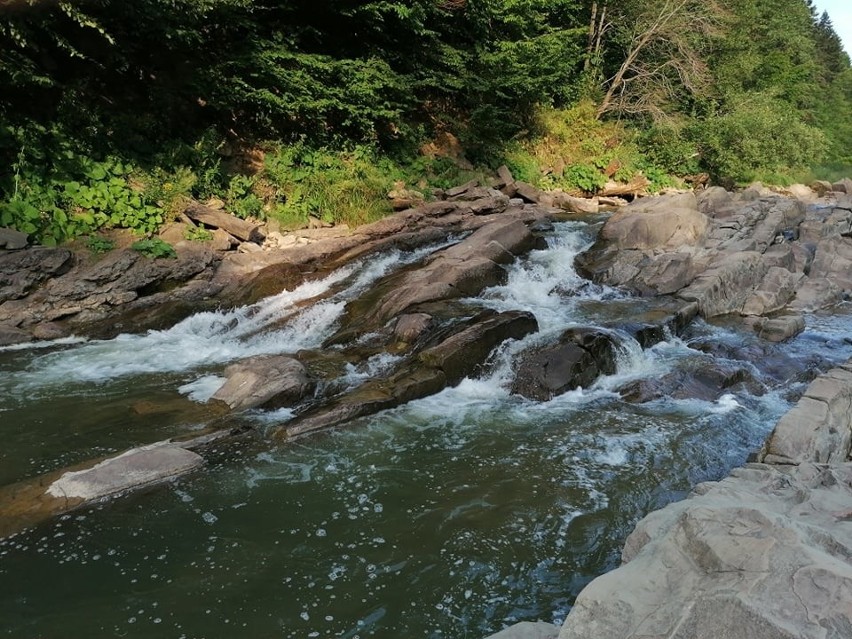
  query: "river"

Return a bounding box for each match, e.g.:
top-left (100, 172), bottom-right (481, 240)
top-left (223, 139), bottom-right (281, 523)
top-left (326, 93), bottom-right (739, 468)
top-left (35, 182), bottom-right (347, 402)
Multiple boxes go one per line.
top-left (1, 220), bottom-right (850, 638)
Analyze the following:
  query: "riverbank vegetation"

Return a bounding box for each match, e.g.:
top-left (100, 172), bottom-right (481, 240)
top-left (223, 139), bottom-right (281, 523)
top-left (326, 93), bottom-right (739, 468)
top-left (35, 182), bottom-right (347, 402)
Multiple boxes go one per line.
top-left (1, 0), bottom-right (850, 244)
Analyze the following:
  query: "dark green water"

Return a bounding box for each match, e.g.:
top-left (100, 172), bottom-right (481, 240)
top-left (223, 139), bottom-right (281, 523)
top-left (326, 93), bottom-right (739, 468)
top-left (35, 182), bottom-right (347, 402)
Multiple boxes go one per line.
top-left (1, 223), bottom-right (849, 638)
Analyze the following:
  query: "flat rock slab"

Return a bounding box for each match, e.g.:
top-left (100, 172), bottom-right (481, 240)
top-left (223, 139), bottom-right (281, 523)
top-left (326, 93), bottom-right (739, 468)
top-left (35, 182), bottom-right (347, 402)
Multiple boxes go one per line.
top-left (485, 621), bottom-right (560, 639)
top-left (560, 462), bottom-right (852, 639)
top-left (46, 443), bottom-right (203, 501)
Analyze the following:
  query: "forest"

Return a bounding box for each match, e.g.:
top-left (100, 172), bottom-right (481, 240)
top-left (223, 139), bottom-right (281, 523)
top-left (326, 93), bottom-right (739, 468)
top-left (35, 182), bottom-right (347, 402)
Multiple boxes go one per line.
top-left (0, 0), bottom-right (850, 245)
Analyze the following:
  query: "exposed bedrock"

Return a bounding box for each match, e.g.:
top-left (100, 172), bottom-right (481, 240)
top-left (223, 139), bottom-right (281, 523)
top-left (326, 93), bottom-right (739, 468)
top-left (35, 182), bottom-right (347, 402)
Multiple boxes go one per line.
top-left (560, 461), bottom-right (852, 639)
top-left (576, 187), bottom-right (852, 341)
top-left (557, 355), bottom-right (852, 639)
top-left (0, 193), bottom-right (554, 345)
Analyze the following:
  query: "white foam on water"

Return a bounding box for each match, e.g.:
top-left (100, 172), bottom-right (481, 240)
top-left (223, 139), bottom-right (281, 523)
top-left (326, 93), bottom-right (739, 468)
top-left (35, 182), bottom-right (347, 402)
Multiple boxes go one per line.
top-left (340, 352), bottom-right (405, 389)
top-left (2, 245), bottom-right (441, 393)
top-left (177, 375), bottom-right (227, 403)
top-left (473, 222), bottom-right (621, 334)
top-left (711, 393), bottom-right (742, 414)
top-left (0, 335), bottom-right (89, 352)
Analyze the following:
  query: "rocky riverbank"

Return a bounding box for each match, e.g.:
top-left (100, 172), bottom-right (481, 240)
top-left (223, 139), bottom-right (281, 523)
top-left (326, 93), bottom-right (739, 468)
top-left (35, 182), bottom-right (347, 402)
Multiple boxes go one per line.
top-left (3, 175), bottom-right (852, 637)
top-left (487, 179), bottom-right (852, 639)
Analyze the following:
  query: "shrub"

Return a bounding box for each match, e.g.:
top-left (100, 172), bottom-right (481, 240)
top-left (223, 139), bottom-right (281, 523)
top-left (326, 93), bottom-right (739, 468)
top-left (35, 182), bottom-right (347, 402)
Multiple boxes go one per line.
top-left (131, 238), bottom-right (176, 259)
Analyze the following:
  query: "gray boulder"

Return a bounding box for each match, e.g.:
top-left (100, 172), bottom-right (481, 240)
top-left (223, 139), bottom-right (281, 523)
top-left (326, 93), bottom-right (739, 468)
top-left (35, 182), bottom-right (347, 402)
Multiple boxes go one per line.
top-left (511, 328), bottom-right (618, 400)
top-left (809, 236), bottom-right (852, 291)
top-left (741, 267), bottom-right (803, 316)
top-left (211, 355), bottom-right (315, 411)
top-left (760, 364), bottom-right (852, 465)
top-left (752, 314), bottom-right (806, 342)
top-left (599, 192), bottom-right (708, 251)
top-left (0, 227), bottom-right (28, 249)
top-left (831, 177), bottom-right (852, 193)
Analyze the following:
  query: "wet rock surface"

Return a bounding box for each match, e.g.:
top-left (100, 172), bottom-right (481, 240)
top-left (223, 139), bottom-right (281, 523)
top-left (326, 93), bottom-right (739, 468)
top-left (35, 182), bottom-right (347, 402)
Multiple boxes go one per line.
top-left (278, 310), bottom-right (538, 440)
top-left (211, 355), bottom-right (315, 411)
top-left (559, 354), bottom-right (852, 639)
top-left (511, 328), bottom-right (619, 400)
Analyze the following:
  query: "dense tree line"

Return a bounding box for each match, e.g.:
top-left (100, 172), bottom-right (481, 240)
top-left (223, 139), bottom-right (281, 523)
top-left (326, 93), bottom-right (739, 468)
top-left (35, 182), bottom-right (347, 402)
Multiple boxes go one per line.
top-left (0, 0), bottom-right (849, 243)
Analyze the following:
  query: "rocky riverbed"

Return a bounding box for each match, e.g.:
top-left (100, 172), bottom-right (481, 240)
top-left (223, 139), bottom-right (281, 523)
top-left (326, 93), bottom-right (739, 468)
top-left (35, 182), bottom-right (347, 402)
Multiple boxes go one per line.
top-left (2, 176), bottom-right (852, 637)
top-left (486, 180), bottom-right (852, 639)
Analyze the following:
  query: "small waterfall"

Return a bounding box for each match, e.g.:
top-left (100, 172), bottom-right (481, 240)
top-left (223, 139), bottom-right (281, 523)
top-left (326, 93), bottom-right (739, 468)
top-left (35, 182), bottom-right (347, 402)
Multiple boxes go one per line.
top-left (0, 244), bottom-right (444, 396)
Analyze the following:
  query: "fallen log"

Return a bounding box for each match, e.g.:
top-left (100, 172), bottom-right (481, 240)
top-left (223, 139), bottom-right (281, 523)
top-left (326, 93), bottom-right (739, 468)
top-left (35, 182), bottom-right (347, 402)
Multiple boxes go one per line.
top-left (184, 202), bottom-right (265, 243)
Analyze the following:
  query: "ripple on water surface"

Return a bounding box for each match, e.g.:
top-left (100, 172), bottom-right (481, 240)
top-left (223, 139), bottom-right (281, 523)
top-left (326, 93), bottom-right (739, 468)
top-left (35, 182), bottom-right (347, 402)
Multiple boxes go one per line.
top-left (0, 224), bottom-right (848, 638)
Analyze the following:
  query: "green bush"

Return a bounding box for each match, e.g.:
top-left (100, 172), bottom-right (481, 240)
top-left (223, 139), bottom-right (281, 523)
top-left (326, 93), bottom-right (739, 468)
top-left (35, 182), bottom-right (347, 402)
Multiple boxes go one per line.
top-left (561, 163), bottom-right (606, 194)
top-left (1, 152), bottom-right (163, 245)
top-left (694, 94), bottom-right (828, 183)
top-left (262, 143), bottom-right (398, 228)
top-left (85, 235), bottom-right (116, 254)
top-left (131, 238), bottom-right (176, 259)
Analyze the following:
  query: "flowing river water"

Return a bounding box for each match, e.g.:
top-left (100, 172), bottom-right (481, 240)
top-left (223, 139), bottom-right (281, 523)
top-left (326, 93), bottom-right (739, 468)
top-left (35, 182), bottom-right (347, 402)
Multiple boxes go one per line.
top-left (2, 221), bottom-right (852, 638)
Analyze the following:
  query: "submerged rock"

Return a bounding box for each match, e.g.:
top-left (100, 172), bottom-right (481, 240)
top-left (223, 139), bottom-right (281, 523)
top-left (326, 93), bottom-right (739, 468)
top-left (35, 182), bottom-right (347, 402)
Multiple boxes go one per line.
top-left (620, 359), bottom-right (758, 403)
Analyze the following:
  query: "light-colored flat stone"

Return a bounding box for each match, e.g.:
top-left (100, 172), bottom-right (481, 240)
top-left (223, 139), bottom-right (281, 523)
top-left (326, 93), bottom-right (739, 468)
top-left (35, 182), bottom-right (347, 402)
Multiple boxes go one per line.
top-left (485, 621), bottom-right (560, 639)
top-left (46, 443), bottom-right (202, 501)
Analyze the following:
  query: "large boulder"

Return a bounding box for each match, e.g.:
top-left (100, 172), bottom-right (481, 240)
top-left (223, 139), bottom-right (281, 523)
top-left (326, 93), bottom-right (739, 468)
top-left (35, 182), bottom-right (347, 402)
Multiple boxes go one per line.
top-left (511, 328), bottom-right (618, 400)
top-left (678, 251), bottom-right (768, 317)
top-left (741, 267), bottom-right (803, 316)
top-left (211, 355), bottom-right (315, 411)
top-left (809, 236), bottom-right (852, 292)
top-left (752, 314), bottom-right (806, 342)
top-left (0, 227), bottom-right (28, 250)
top-left (560, 462), bottom-right (852, 639)
top-left (760, 364), bottom-right (852, 465)
top-left (598, 192), bottom-right (708, 251)
top-left (831, 177), bottom-right (852, 194)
